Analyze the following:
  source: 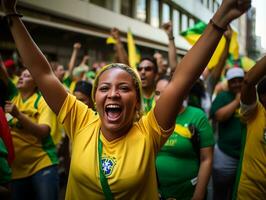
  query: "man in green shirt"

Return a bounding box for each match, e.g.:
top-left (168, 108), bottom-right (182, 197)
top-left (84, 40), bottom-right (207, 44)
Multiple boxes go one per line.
top-left (210, 67), bottom-right (246, 200)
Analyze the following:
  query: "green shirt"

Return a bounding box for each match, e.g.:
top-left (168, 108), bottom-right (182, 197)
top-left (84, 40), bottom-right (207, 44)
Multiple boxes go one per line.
top-left (63, 75), bottom-right (72, 88)
top-left (210, 91), bottom-right (246, 158)
top-left (0, 138), bottom-right (11, 185)
top-left (156, 106), bottom-right (214, 199)
top-left (143, 95), bottom-right (155, 114)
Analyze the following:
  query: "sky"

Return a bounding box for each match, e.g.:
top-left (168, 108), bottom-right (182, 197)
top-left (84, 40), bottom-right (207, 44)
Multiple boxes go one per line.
top-left (252, 0), bottom-right (266, 49)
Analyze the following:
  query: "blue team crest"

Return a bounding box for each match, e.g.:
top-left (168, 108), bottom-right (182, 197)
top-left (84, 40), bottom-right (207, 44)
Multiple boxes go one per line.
top-left (101, 156), bottom-right (116, 177)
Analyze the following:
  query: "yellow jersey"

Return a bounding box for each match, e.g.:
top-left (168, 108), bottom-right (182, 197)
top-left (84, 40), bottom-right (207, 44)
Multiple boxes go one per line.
top-left (9, 92), bottom-right (58, 179)
top-left (58, 94), bottom-right (174, 199)
top-left (236, 102), bottom-right (266, 199)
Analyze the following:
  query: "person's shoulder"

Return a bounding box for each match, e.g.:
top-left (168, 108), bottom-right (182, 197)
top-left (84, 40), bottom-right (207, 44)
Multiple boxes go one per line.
top-left (186, 105), bottom-right (203, 112)
top-left (186, 106), bottom-right (208, 121)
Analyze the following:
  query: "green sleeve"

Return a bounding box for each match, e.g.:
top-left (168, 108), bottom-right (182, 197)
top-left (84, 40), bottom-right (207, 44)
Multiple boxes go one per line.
top-left (0, 138), bottom-right (11, 184)
top-left (210, 91), bottom-right (232, 118)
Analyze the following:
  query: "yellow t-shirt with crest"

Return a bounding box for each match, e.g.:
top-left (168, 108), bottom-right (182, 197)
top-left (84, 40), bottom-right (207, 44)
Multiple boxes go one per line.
top-left (58, 93), bottom-right (174, 200)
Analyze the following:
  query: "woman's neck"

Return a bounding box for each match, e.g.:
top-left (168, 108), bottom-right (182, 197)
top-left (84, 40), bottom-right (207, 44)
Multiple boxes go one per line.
top-left (20, 90), bottom-right (35, 100)
top-left (100, 123), bottom-right (133, 142)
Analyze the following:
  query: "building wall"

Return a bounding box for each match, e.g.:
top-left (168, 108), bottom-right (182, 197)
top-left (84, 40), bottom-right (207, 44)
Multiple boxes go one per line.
top-left (1, 0), bottom-right (247, 62)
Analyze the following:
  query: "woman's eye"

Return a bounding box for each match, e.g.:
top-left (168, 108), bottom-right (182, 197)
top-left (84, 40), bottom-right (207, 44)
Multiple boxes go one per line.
top-left (99, 86), bottom-right (109, 92)
top-left (155, 91), bottom-right (160, 96)
top-left (119, 86), bottom-right (129, 91)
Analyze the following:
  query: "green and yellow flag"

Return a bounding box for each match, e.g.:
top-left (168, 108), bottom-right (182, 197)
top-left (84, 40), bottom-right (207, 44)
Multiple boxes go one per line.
top-left (240, 56), bottom-right (256, 72)
top-left (181, 21), bottom-right (239, 69)
top-left (226, 55), bottom-right (255, 73)
top-left (127, 29), bottom-right (141, 68)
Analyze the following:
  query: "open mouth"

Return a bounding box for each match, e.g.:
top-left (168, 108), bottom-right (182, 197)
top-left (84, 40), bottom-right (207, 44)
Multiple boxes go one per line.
top-left (17, 80), bottom-right (23, 87)
top-left (141, 76), bottom-right (147, 84)
top-left (105, 104), bottom-right (122, 122)
top-left (141, 76), bottom-right (146, 81)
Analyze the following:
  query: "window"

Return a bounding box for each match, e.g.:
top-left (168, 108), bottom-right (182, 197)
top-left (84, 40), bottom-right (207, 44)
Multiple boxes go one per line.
top-left (90, 0), bottom-right (114, 11)
top-left (204, 0), bottom-right (208, 7)
top-left (121, 0), bottom-right (133, 17)
top-left (173, 10), bottom-right (180, 36)
top-left (150, 0), bottom-right (159, 27)
top-left (162, 3), bottom-right (170, 24)
top-left (135, 0), bottom-right (146, 22)
top-left (189, 18), bottom-right (195, 28)
top-left (213, 2), bottom-right (219, 12)
top-left (181, 14), bottom-right (188, 31)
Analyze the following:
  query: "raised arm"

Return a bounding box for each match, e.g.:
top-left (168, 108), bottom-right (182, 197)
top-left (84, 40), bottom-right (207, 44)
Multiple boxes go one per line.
top-left (110, 28), bottom-right (129, 65)
top-left (207, 27), bottom-right (232, 95)
top-left (79, 55), bottom-right (89, 66)
top-left (68, 42), bottom-right (81, 78)
top-left (1, 0), bottom-right (67, 114)
top-left (154, 0), bottom-right (251, 130)
top-left (162, 22), bottom-right (177, 72)
top-left (241, 55), bottom-right (266, 105)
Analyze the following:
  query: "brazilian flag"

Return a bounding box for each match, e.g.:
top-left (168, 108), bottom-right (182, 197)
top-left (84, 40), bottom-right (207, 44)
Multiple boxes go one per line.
top-left (227, 55), bottom-right (255, 72)
top-left (181, 21), bottom-right (239, 69)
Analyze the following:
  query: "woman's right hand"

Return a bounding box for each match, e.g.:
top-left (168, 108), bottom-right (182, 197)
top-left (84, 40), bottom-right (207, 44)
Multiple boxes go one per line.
top-left (213, 0), bottom-right (251, 29)
top-left (1, 0), bottom-right (17, 14)
top-left (4, 101), bottom-right (20, 118)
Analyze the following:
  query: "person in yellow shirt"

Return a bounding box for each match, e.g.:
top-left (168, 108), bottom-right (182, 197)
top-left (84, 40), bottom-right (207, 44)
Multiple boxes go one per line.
top-left (234, 55), bottom-right (266, 199)
top-left (3, 69), bottom-right (59, 200)
top-left (1, 0), bottom-right (251, 198)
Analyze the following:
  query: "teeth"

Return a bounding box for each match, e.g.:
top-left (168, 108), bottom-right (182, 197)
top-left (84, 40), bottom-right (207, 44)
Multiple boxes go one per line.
top-left (106, 104), bottom-right (120, 109)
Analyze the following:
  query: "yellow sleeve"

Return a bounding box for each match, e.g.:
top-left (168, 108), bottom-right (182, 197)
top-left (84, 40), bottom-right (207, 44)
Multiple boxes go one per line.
top-left (139, 109), bottom-right (175, 152)
top-left (37, 98), bottom-right (55, 128)
top-left (57, 93), bottom-right (98, 141)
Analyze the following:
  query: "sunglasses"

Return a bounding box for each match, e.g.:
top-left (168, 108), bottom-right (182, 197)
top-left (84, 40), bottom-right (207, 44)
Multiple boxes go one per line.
top-left (137, 66), bottom-right (153, 72)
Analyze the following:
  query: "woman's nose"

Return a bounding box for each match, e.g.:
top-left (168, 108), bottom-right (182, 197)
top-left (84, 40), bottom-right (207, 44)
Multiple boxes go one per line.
top-left (108, 88), bottom-right (120, 98)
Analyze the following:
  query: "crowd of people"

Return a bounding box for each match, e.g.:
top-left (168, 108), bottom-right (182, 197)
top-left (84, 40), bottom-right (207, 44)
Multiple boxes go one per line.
top-left (0, 0), bottom-right (265, 200)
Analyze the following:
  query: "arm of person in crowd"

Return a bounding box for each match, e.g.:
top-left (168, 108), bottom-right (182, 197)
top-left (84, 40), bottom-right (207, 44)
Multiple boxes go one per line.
top-left (207, 26), bottom-right (232, 94)
top-left (192, 147), bottom-right (213, 200)
top-left (1, 0), bottom-right (67, 115)
top-left (240, 55), bottom-right (266, 120)
top-left (0, 54), bottom-right (9, 86)
top-left (154, 0), bottom-right (251, 130)
top-left (241, 55), bottom-right (266, 105)
top-left (79, 55), bottom-right (89, 66)
top-left (4, 101), bottom-right (50, 138)
top-left (162, 21), bottom-right (177, 72)
top-left (214, 92), bottom-right (240, 121)
top-left (110, 27), bottom-right (129, 65)
top-left (68, 42), bottom-right (81, 79)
